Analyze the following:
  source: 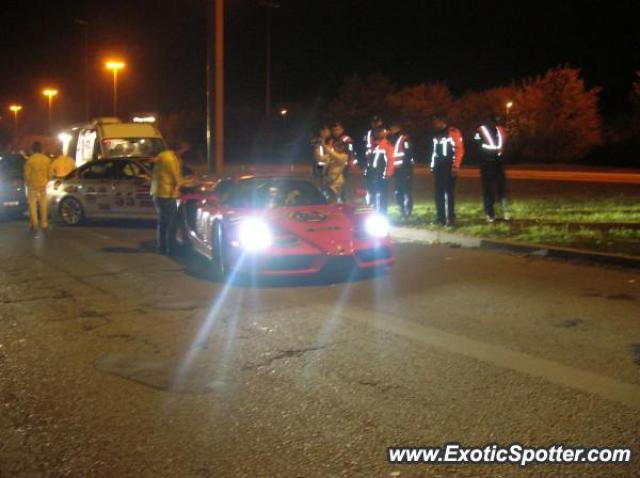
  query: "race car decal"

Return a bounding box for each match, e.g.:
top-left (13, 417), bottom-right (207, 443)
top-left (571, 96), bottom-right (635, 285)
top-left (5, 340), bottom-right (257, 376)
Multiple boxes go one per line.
top-left (291, 211), bottom-right (328, 223)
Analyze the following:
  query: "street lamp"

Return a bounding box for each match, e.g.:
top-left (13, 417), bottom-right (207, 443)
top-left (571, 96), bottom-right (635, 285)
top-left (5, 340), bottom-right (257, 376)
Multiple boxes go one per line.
top-left (259, 1), bottom-right (279, 119)
top-left (9, 104), bottom-right (22, 147)
top-left (42, 88), bottom-right (59, 131)
top-left (505, 101), bottom-right (514, 119)
top-left (279, 108), bottom-right (288, 117)
top-left (74, 19), bottom-right (90, 120)
top-left (105, 60), bottom-right (125, 117)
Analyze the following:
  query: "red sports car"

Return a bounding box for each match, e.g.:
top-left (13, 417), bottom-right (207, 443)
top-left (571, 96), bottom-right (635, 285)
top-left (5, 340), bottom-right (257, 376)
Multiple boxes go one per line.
top-left (178, 175), bottom-right (394, 278)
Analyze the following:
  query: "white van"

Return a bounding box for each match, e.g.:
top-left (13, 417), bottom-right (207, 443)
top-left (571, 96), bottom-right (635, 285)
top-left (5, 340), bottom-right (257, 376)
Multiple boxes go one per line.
top-left (60, 117), bottom-right (166, 167)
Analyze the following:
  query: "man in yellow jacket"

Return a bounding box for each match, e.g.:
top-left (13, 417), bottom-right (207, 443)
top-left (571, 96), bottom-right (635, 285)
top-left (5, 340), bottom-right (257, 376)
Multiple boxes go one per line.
top-left (24, 142), bottom-right (52, 231)
top-left (49, 147), bottom-right (76, 179)
top-left (151, 148), bottom-right (189, 254)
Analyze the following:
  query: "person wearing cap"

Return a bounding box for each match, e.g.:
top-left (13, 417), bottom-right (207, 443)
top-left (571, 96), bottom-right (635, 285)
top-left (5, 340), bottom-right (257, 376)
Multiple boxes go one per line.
top-left (24, 141), bottom-right (52, 232)
top-left (430, 114), bottom-right (464, 227)
top-left (366, 126), bottom-right (395, 213)
top-left (388, 122), bottom-right (415, 217)
top-left (474, 114), bottom-right (509, 222)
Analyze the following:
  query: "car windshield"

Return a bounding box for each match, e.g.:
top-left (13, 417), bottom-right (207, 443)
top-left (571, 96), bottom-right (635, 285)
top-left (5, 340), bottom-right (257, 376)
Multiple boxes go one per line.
top-left (225, 178), bottom-right (327, 209)
top-left (101, 138), bottom-right (165, 158)
top-left (0, 154), bottom-right (24, 179)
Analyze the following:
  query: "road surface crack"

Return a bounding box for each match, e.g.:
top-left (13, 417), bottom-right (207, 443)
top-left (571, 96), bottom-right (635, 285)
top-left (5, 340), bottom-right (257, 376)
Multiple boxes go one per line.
top-left (242, 345), bottom-right (327, 370)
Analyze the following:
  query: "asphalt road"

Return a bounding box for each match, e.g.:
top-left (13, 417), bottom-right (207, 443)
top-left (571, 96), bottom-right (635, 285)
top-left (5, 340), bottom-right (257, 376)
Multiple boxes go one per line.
top-left (1, 218), bottom-right (639, 478)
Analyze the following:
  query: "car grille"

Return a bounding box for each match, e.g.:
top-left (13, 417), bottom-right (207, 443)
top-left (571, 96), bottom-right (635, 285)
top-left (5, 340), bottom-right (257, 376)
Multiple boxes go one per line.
top-left (263, 255), bottom-right (317, 271)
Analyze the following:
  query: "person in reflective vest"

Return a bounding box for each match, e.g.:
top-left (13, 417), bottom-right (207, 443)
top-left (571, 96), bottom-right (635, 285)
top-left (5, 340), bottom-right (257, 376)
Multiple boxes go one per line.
top-left (331, 121), bottom-right (355, 201)
top-left (311, 125), bottom-right (333, 181)
top-left (388, 122), bottom-right (414, 217)
top-left (362, 115), bottom-right (384, 169)
top-left (474, 114), bottom-right (509, 222)
top-left (366, 127), bottom-right (395, 213)
top-left (430, 114), bottom-right (464, 226)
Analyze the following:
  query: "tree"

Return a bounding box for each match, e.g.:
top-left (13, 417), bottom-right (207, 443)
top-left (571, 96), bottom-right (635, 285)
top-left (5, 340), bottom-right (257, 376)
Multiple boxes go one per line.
top-left (511, 67), bottom-right (602, 162)
top-left (386, 83), bottom-right (453, 133)
top-left (325, 73), bottom-right (395, 131)
top-left (452, 86), bottom-right (515, 136)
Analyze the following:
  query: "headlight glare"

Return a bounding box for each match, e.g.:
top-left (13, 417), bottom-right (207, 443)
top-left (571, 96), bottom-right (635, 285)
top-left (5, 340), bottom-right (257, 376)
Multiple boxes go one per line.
top-left (238, 218), bottom-right (273, 250)
top-left (364, 214), bottom-right (390, 238)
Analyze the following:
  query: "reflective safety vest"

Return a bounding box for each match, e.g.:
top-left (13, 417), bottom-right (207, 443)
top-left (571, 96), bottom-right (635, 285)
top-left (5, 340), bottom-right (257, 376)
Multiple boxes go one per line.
top-left (364, 129), bottom-right (375, 155)
top-left (431, 127), bottom-right (464, 169)
top-left (316, 145), bottom-right (327, 167)
top-left (392, 134), bottom-right (413, 167)
top-left (369, 139), bottom-right (395, 178)
top-left (337, 134), bottom-right (356, 166)
top-left (474, 125), bottom-right (506, 157)
top-left (313, 138), bottom-right (333, 167)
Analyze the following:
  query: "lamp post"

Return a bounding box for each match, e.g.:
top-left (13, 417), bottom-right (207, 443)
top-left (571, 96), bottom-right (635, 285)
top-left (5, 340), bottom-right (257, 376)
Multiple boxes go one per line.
top-left (258, 1), bottom-right (279, 119)
top-left (74, 19), bottom-right (90, 120)
top-left (105, 60), bottom-right (125, 117)
top-left (42, 88), bottom-right (58, 132)
top-left (206, 0), bottom-right (224, 174)
top-left (9, 104), bottom-right (22, 148)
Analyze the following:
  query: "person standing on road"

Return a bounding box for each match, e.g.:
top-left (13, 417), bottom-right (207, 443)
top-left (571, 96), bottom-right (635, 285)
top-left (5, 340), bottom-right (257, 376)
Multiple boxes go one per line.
top-left (49, 147), bottom-right (76, 179)
top-left (24, 142), bottom-right (52, 232)
top-left (311, 125), bottom-right (333, 182)
top-left (474, 114), bottom-right (509, 222)
top-left (331, 121), bottom-right (356, 200)
top-left (366, 127), bottom-right (395, 213)
top-left (151, 148), bottom-right (188, 255)
top-left (323, 139), bottom-right (349, 203)
top-left (430, 114), bottom-right (464, 227)
top-left (388, 122), bottom-right (415, 218)
top-left (363, 115), bottom-right (384, 162)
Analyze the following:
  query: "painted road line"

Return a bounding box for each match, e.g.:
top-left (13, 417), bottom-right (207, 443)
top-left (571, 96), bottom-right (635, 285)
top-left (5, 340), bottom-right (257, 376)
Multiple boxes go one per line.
top-left (341, 305), bottom-right (640, 409)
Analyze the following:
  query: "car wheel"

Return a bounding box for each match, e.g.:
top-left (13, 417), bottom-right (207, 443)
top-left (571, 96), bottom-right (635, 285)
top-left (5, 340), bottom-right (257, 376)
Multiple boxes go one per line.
top-left (212, 221), bottom-right (230, 280)
top-left (59, 196), bottom-right (85, 225)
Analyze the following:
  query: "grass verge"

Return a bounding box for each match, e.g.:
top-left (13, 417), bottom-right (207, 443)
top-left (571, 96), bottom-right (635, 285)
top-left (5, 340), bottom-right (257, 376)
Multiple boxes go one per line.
top-left (390, 197), bottom-right (640, 256)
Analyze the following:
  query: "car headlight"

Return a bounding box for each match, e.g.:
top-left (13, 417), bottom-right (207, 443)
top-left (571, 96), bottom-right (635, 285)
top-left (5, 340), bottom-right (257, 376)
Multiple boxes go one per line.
top-left (237, 218), bottom-right (273, 251)
top-left (364, 214), bottom-right (390, 238)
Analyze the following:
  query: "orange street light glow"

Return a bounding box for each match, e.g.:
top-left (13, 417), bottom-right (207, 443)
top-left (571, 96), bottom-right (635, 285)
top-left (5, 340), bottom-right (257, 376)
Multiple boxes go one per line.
top-left (105, 60), bottom-right (125, 71)
top-left (506, 101), bottom-right (514, 109)
top-left (43, 88), bottom-right (59, 98)
top-left (9, 105), bottom-right (23, 113)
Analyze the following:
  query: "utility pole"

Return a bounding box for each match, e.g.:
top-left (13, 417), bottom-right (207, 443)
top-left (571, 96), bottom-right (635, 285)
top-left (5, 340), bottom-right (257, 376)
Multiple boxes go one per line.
top-left (259, 1), bottom-right (279, 119)
top-left (74, 19), bottom-right (90, 120)
top-left (207, 0), bottom-right (224, 174)
top-left (215, 0), bottom-right (224, 174)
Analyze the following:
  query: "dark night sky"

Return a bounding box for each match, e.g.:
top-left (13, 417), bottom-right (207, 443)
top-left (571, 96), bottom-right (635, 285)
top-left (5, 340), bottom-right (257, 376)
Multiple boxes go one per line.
top-left (1, 0), bottom-right (639, 127)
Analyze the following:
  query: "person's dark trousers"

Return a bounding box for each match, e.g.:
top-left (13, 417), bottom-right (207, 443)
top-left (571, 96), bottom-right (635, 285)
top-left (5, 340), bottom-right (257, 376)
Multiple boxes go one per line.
top-left (480, 159), bottom-right (507, 218)
top-left (364, 171), bottom-right (376, 208)
top-left (153, 196), bottom-right (178, 254)
top-left (394, 169), bottom-right (413, 217)
top-left (372, 177), bottom-right (388, 213)
top-left (433, 160), bottom-right (456, 225)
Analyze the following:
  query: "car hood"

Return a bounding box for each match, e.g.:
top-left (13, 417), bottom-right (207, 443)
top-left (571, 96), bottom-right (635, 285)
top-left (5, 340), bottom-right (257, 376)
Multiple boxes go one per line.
top-left (228, 204), bottom-right (367, 254)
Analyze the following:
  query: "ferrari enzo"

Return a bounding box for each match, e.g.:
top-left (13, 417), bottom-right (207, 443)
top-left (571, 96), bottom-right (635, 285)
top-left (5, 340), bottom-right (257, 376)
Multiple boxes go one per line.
top-left (178, 175), bottom-right (394, 278)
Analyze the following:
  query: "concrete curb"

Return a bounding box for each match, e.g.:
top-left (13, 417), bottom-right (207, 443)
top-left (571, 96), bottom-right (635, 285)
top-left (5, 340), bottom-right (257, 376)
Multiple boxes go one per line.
top-left (392, 226), bottom-right (640, 269)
